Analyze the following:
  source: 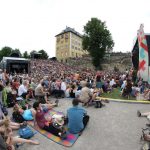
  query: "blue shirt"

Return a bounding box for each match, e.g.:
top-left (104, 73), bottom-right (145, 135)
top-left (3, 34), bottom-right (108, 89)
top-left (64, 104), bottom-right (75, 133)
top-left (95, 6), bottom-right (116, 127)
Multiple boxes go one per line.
top-left (22, 109), bottom-right (33, 121)
top-left (67, 106), bottom-right (86, 134)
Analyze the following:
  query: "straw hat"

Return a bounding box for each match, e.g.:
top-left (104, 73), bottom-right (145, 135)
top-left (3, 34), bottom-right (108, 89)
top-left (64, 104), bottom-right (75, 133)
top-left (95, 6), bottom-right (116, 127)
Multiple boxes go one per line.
top-left (52, 114), bottom-right (64, 126)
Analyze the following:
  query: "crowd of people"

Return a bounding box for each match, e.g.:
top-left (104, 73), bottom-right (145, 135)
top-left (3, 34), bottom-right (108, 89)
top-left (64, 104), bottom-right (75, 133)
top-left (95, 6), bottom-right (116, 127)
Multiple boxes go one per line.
top-left (0, 59), bottom-right (150, 149)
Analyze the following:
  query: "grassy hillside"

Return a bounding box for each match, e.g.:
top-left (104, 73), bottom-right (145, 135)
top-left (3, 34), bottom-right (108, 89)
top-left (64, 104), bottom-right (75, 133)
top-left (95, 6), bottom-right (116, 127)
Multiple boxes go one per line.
top-left (101, 88), bottom-right (136, 100)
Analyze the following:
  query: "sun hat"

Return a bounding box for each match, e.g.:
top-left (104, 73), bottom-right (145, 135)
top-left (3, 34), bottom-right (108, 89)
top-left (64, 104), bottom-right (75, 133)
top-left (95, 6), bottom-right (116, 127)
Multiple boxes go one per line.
top-left (52, 114), bottom-right (64, 126)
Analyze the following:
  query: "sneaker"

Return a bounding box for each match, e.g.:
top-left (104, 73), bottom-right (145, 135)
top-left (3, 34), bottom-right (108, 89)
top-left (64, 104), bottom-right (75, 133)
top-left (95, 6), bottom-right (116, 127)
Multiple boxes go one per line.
top-left (102, 99), bottom-right (109, 103)
top-left (146, 123), bottom-right (150, 127)
top-left (101, 103), bottom-right (105, 107)
top-left (137, 110), bottom-right (141, 117)
top-left (142, 142), bottom-right (150, 150)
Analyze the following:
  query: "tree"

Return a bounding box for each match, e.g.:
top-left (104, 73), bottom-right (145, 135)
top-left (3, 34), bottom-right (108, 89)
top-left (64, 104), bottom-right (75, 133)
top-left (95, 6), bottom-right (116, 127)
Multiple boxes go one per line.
top-left (10, 48), bottom-right (22, 57)
top-left (38, 50), bottom-right (49, 59)
top-left (23, 51), bottom-right (30, 58)
top-left (82, 18), bottom-right (114, 70)
top-left (0, 46), bottom-right (13, 60)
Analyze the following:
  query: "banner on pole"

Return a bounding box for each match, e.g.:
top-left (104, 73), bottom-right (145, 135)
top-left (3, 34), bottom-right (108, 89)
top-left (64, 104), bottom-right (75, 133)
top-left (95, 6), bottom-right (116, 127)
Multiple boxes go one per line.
top-left (137, 24), bottom-right (149, 81)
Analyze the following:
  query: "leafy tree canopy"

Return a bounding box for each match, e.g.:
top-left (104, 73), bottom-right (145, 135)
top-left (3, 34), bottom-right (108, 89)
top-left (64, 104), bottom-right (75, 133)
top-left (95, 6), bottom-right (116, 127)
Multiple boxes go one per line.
top-left (23, 51), bottom-right (30, 58)
top-left (0, 46), bottom-right (13, 60)
top-left (82, 18), bottom-right (114, 70)
top-left (11, 48), bottom-right (22, 57)
top-left (38, 49), bottom-right (49, 59)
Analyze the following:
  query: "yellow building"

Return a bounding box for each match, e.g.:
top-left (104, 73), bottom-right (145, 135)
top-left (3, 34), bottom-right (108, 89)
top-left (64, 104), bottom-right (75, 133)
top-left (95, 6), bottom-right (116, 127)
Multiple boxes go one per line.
top-left (55, 26), bottom-right (87, 62)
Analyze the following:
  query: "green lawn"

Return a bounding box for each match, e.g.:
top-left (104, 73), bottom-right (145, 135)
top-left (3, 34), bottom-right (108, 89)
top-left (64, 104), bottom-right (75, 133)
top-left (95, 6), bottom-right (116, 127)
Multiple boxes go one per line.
top-left (101, 88), bottom-right (136, 100)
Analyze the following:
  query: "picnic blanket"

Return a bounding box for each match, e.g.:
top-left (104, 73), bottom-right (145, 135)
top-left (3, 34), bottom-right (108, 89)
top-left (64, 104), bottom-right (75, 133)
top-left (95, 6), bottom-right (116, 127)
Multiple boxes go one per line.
top-left (27, 109), bottom-right (81, 147)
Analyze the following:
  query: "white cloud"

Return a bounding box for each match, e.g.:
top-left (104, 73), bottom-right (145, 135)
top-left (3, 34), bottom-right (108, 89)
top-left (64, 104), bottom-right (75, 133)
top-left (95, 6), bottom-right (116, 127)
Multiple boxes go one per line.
top-left (0, 0), bottom-right (150, 57)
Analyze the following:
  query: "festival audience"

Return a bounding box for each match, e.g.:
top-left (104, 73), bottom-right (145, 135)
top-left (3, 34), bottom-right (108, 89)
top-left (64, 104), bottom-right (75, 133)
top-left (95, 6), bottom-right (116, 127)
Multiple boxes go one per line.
top-left (0, 58), bottom-right (149, 149)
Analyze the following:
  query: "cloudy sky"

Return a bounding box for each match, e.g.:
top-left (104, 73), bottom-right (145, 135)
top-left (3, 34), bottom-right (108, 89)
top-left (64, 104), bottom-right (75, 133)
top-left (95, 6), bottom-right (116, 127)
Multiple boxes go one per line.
top-left (0, 0), bottom-right (150, 57)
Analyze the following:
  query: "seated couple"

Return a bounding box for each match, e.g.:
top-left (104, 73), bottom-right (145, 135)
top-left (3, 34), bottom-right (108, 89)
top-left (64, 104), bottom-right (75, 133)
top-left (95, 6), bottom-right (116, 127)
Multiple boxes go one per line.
top-left (12, 101), bottom-right (57, 123)
top-left (33, 98), bottom-right (89, 138)
top-left (78, 81), bottom-right (105, 107)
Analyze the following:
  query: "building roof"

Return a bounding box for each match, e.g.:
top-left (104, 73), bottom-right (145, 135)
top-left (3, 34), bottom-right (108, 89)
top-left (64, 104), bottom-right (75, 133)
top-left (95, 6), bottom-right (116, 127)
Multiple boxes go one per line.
top-left (55, 26), bottom-right (82, 38)
top-left (2, 57), bottom-right (29, 61)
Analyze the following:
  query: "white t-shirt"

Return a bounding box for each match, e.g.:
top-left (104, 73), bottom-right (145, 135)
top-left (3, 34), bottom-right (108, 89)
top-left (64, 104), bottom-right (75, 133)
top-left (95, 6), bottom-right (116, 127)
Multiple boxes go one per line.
top-left (18, 84), bottom-right (27, 96)
top-left (61, 82), bottom-right (66, 91)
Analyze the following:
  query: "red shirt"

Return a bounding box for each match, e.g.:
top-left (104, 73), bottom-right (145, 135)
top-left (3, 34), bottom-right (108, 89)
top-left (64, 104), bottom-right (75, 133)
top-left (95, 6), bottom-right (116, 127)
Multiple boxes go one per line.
top-left (12, 82), bottom-right (20, 90)
top-left (35, 110), bottom-right (46, 128)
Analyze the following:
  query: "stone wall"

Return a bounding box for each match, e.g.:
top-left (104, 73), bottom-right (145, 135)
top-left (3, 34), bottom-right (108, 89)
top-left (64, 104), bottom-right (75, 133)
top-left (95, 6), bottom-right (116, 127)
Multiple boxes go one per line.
top-left (102, 52), bottom-right (132, 72)
top-left (66, 52), bottom-right (132, 72)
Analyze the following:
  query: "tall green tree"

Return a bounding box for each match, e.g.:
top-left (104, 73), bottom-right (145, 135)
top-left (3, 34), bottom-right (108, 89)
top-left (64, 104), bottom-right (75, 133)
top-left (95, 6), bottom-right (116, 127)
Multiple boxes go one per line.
top-left (11, 48), bottom-right (22, 57)
top-left (0, 46), bottom-right (13, 60)
top-left (82, 18), bottom-right (114, 70)
top-left (23, 51), bottom-right (30, 58)
top-left (38, 50), bottom-right (49, 59)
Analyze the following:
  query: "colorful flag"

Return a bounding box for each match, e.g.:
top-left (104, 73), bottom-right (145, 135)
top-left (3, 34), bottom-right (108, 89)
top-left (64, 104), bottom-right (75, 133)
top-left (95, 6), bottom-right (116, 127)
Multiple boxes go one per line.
top-left (137, 24), bottom-right (149, 81)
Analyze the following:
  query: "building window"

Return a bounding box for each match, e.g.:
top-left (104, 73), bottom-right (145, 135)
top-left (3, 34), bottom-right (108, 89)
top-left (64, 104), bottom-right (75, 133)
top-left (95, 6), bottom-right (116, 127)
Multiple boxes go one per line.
top-left (61, 34), bottom-right (64, 39)
top-left (72, 52), bottom-right (74, 57)
top-left (57, 37), bottom-right (60, 43)
top-left (72, 45), bottom-right (74, 49)
top-left (65, 33), bottom-right (68, 39)
top-left (66, 44), bottom-right (68, 48)
top-left (57, 47), bottom-right (59, 50)
top-left (72, 40), bottom-right (74, 44)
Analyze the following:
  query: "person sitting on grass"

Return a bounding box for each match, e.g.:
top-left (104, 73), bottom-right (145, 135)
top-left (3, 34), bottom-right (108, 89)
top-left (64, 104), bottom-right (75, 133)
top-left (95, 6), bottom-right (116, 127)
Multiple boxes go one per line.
top-left (67, 98), bottom-right (89, 134)
top-left (78, 81), bottom-right (93, 106)
top-left (121, 79), bottom-right (132, 98)
top-left (35, 81), bottom-right (49, 104)
top-left (18, 80), bottom-right (30, 101)
top-left (78, 81), bottom-right (103, 106)
top-left (33, 101), bottom-right (66, 139)
top-left (143, 87), bottom-right (150, 100)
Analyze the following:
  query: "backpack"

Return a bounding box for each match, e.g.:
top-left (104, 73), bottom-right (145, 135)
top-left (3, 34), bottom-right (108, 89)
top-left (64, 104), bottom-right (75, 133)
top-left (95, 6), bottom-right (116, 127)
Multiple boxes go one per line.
top-left (95, 100), bottom-right (103, 108)
top-left (2, 89), bottom-right (14, 108)
top-left (18, 125), bottom-right (34, 139)
top-left (0, 102), bottom-right (8, 116)
top-left (12, 112), bottom-right (25, 123)
top-left (6, 93), bottom-right (15, 108)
